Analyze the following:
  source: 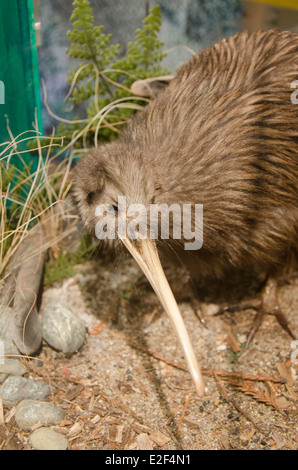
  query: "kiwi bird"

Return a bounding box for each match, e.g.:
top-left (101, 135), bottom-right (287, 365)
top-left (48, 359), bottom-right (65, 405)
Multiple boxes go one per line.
top-left (72, 30), bottom-right (298, 397)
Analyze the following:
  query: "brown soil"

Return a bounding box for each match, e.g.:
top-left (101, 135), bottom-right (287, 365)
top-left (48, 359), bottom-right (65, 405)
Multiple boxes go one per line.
top-left (1, 245), bottom-right (297, 450)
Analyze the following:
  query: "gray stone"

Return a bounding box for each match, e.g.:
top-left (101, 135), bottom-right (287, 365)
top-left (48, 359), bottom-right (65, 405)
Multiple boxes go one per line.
top-left (0, 373), bottom-right (8, 384)
top-left (0, 376), bottom-right (52, 407)
top-left (29, 427), bottom-right (68, 450)
top-left (0, 312), bottom-right (24, 384)
top-left (0, 306), bottom-right (19, 357)
top-left (0, 359), bottom-right (27, 376)
top-left (42, 300), bottom-right (86, 353)
top-left (15, 399), bottom-right (64, 430)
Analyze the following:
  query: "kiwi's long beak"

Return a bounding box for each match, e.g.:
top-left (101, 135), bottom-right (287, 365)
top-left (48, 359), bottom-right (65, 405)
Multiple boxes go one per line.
top-left (120, 236), bottom-right (205, 397)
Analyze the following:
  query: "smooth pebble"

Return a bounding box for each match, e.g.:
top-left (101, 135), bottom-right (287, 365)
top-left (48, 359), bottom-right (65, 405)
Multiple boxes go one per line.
top-left (15, 399), bottom-right (64, 430)
top-left (29, 427), bottom-right (68, 451)
top-left (42, 300), bottom-right (86, 353)
top-left (0, 376), bottom-right (52, 407)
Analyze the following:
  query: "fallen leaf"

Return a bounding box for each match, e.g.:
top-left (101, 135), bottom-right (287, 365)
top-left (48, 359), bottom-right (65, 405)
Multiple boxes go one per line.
top-left (88, 322), bottom-right (105, 335)
top-left (61, 365), bottom-right (71, 377)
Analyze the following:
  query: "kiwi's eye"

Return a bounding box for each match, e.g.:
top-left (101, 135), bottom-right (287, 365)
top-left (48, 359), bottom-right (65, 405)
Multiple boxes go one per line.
top-left (87, 191), bottom-right (95, 204)
top-left (109, 204), bottom-right (118, 213)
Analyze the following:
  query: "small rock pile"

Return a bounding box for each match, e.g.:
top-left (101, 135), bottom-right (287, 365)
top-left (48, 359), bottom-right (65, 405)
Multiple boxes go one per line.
top-left (0, 300), bottom-right (87, 450)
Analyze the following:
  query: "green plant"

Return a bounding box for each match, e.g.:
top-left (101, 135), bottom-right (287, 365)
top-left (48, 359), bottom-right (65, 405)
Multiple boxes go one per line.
top-left (54, 1), bottom-right (169, 149)
top-left (44, 232), bottom-right (94, 285)
top-left (2, 2), bottom-right (170, 286)
top-left (227, 349), bottom-right (242, 365)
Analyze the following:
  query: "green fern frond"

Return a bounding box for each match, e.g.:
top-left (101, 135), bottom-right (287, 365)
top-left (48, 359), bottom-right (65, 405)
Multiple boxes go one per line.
top-left (42, 1), bottom-right (170, 149)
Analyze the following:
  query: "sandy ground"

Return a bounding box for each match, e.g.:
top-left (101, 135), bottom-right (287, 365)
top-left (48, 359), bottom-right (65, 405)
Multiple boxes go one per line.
top-left (1, 245), bottom-right (297, 450)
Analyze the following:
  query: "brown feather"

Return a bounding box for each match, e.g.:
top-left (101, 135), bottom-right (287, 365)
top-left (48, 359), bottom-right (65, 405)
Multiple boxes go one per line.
top-left (72, 30), bottom-right (298, 282)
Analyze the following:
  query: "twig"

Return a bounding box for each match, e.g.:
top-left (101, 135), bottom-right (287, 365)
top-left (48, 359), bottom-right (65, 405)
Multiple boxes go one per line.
top-left (99, 392), bottom-right (143, 423)
top-left (214, 373), bottom-right (264, 434)
top-left (177, 395), bottom-right (192, 437)
top-left (130, 343), bottom-right (286, 384)
top-left (202, 369), bottom-right (285, 384)
top-left (0, 396), bottom-right (4, 426)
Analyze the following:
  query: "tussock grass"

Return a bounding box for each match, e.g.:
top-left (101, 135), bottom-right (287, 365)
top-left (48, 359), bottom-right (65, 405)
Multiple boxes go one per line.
top-left (0, 117), bottom-right (77, 286)
top-left (0, 89), bottom-right (147, 287)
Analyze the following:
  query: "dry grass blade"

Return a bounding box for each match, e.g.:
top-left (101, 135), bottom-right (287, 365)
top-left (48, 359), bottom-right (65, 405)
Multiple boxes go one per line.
top-left (0, 118), bottom-right (77, 286)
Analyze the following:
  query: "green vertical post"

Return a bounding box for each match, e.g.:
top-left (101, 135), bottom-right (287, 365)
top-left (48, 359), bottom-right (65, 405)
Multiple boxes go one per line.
top-left (0, 0), bottom-right (43, 163)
